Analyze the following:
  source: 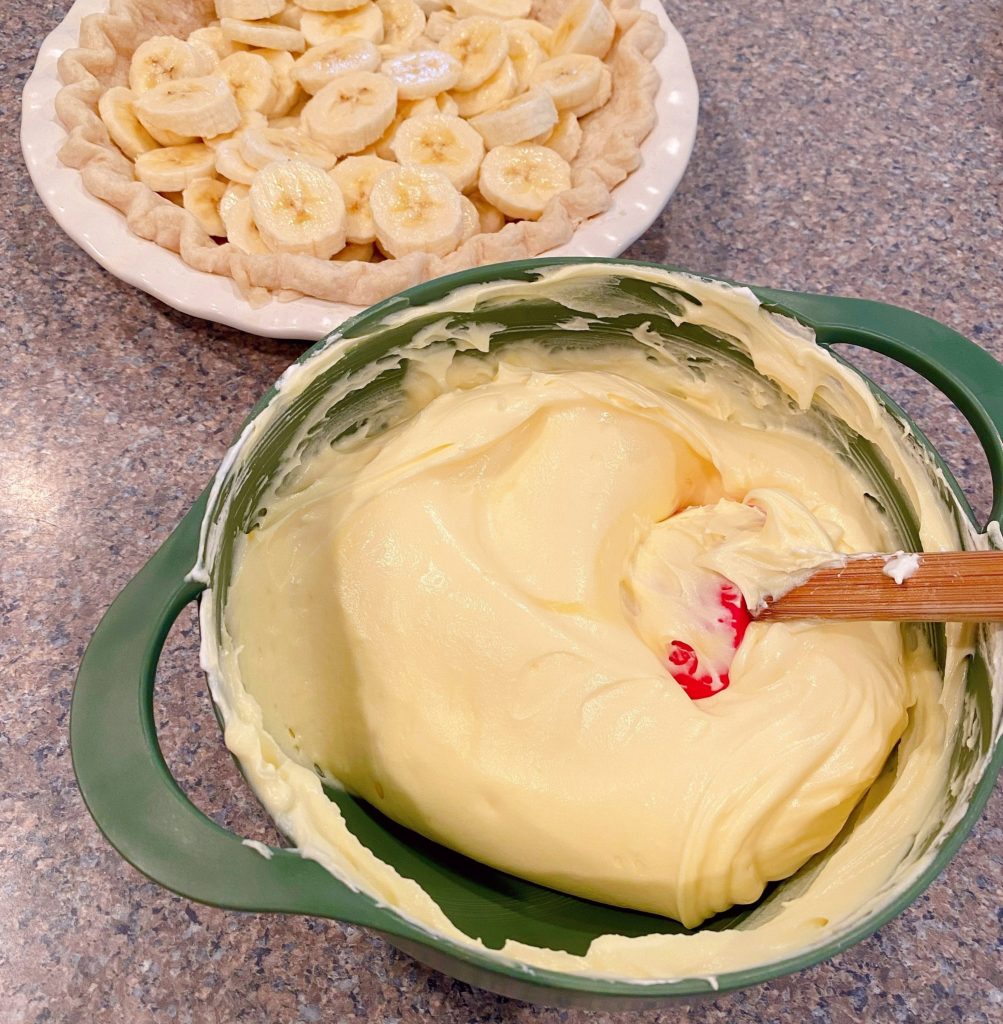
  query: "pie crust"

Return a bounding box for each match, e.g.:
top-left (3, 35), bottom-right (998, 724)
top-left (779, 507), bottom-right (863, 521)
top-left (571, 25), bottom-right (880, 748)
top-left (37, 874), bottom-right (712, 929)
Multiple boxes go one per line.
top-left (55, 0), bottom-right (664, 305)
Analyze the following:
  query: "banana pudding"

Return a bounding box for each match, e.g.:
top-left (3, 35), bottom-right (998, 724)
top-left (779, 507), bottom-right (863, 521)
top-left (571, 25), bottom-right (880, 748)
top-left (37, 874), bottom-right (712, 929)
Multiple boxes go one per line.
top-left (203, 266), bottom-right (973, 981)
top-left (56, 0), bottom-right (664, 305)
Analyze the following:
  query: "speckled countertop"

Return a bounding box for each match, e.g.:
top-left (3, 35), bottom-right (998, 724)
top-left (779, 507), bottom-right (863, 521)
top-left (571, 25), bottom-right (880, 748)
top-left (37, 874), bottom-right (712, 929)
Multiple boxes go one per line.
top-left (3, 0), bottom-right (1001, 1021)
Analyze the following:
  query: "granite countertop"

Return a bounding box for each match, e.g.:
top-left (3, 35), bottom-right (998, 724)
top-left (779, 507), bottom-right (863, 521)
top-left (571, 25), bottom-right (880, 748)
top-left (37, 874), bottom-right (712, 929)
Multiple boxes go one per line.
top-left (3, 0), bottom-right (1001, 1020)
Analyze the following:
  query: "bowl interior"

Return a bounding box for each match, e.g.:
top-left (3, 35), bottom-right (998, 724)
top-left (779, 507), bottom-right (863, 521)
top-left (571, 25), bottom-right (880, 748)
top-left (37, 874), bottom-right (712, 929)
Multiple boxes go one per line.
top-left (202, 265), bottom-right (996, 968)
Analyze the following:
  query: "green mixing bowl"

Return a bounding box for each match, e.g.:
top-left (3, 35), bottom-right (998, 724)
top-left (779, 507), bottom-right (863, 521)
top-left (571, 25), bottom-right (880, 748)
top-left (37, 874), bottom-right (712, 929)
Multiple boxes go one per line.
top-left (72, 259), bottom-right (1003, 1009)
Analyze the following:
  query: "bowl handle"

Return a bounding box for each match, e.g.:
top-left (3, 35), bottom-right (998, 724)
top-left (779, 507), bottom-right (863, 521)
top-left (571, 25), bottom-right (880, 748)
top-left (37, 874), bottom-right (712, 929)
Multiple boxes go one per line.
top-left (753, 287), bottom-right (1003, 530)
top-left (70, 493), bottom-right (390, 929)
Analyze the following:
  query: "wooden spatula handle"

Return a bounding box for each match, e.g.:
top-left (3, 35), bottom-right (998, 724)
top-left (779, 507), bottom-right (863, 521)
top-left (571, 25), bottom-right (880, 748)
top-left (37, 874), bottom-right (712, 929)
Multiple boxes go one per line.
top-left (757, 551), bottom-right (1003, 622)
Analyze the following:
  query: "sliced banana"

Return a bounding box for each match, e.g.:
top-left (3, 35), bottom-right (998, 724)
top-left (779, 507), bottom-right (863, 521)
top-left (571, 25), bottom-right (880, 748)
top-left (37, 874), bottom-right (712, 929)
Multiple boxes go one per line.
top-left (550, 0), bottom-right (615, 59)
top-left (440, 16), bottom-right (507, 91)
top-left (214, 138), bottom-right (262, 183)
top-left (99, 0), bottom-right (603, 263)
top-left (468, 86), bottom-right (556, 148)
top-left (275, 4), bottom-right (306, 28)
top-left (457, 192), bottom-right (480, 242)
top-left (424, 9), bottom-right (458, 40)
top-left (333, 240), bottom-right (377, 260)
top-left (450, 56), bottom-right (515, 117)
top-left (215, 0), bottom-right (285, 18)
top-left (469, 190), bottom-right (505, 231)
top-left (300, 4), bottom-right (385, 45)
top-left (301, 70), bottom-right (398, 156)
top-left (478, 143), bottom-right (570, 219)
top-left (204, 109), bottom-right (268, 148)
top-left (217, 51), bottom-right (278, 113)
top-left (531, 54), bottom-right (603, 111)
top-left (370, 164), bottom-right (463, 256)
top-left (98, 86), bottom-right (159, 159)
top-left (450, 0), bottom-right (531, 19)
top-left (240, 125), bottom-right (338, 168)
top-left (129, 36), bottom-right (215, 95)
top-left (537, 109), bottom-right (582, 161)
top-left (379, 34), bottom-right (434, 57)
top-left (220, 17), bottom-right (306, 51)
top-left (133, 75), bottom-right (242, 138)
top-left (408, 95), bottom-right (442, 116)
top-left (188, 26), bottom-right (244, 62)
top-left (434, 91), bottom-right (459, 115)
top-left (295, 0), bottom-right (368, 10)
top-left (221, 192), bottom-right (270, 252)
top-left (250, 159), bottom-right (347, 256)
top-left (506, 27), bottom-right (543, 90)
top-left (219, 181), bottom-right (251, 215)
top-left (506, 17), bottom-right (553, 51)
top-left (364, 95), bottom-right (425, 157)
top-left (182, 176), bottom-right (228, 235)
top-left (184, 43), bottom-right (220, 73)
top-left (381, 49), bottom-right (460, 99)
top-left (255, 48), bottom-right (302, 115)
top-left (367, 103), bottom-right (406, 158)
top-left (567, 63), bottom-right (611, 118)
top-left (135, 118), bottom-right (198, 148)
top-left (391, 113), bottom-right (484, 191)
top-left (287, 92), bottom-right (311, 116)
top-left (377, 0), bottom-right (426, 47)
top-left (134, 142), bottom-right (217, 192)
top-left (292, 38), bottom-right (381, 93)
top-left (330, 153), bottom-right (396, 242)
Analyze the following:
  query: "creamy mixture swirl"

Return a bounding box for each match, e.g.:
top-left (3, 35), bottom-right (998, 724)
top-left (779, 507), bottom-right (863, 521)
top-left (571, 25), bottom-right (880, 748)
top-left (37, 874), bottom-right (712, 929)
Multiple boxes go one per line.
top-left (209, 268), bottom-right (974, 980)
top-left (230, 352), bottom-right (930, 926)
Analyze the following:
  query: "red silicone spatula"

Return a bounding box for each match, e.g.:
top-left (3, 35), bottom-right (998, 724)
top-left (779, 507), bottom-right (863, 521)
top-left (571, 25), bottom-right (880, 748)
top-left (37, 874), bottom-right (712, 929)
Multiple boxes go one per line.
top-left (667, 552), bottom-right (1003, 699)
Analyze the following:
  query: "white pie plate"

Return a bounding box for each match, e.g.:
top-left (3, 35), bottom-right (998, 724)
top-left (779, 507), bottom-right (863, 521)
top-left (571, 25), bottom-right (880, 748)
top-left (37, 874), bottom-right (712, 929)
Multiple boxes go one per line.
top-left (21, 0), bottom-right (699, 340)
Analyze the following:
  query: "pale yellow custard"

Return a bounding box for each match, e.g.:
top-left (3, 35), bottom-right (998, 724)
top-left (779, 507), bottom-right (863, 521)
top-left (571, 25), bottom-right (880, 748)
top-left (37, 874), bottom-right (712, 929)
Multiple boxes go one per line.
top-left (203, 266), bottom-right (977, 982)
